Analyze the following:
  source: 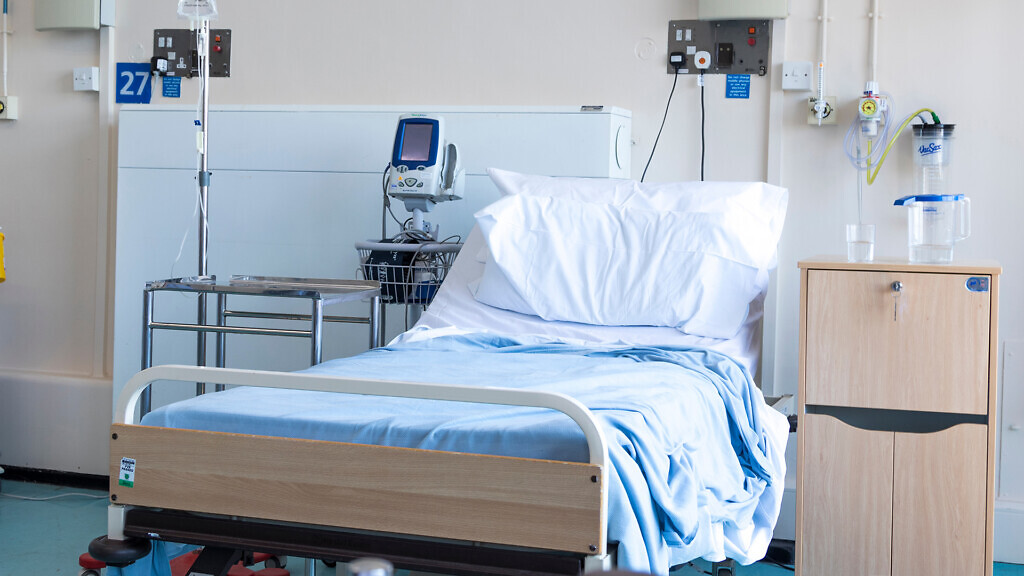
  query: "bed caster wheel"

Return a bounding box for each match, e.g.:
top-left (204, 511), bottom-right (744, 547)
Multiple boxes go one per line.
top-left (79, 570), bottom-right (102, 576)
top-left (321, 560), bottom-right (337, 567)
top-left (265, 555), bottom-right (287, 569)
top-left (88, 535), bottom-right (152, 568)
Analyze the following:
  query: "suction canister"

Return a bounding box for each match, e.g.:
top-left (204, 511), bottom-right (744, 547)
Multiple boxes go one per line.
top-left (912, 123), bottom-right (955, 197)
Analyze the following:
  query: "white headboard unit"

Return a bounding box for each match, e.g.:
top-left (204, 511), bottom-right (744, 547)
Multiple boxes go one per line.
top-left (113, 105), bottom-right (631, 410)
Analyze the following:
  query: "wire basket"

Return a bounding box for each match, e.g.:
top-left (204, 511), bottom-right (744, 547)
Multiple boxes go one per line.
top-left (356, 240), bottom-right (462, 305)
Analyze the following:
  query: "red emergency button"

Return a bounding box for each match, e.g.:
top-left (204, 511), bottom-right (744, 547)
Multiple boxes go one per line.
top-left (214, 45), bottom-right (222, 52)
top-left (748, 38), bottom-right (756, 46)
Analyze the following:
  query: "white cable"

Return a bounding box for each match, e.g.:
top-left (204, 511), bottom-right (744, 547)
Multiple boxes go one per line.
top-left (171, 23), bottom-right (210, 280)
top-left (197, 21), bottom-right (209, 252)
top-left (170, 185), bottom-right (202, 279)
top-left (0, 491), bottom-right (107, 501)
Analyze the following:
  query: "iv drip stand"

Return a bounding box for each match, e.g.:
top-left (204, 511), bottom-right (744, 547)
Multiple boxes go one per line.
top-left (196, 18), bottom-right (214, 397)
top-left (139, 19), bottom-right (215, 415)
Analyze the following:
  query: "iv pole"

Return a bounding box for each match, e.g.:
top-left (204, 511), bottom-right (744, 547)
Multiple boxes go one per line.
top-left (196, 18), bottom-right (211, 397)
top-left (140, 16), bottom-right (214, 415)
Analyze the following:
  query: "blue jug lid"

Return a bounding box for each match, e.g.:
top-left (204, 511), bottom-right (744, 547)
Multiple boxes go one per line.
top-left (894, 194), bottom-right (964, 206)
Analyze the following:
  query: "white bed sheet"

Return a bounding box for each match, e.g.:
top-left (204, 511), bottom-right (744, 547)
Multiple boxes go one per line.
top-left (400, 225), bottom-right (765, 375)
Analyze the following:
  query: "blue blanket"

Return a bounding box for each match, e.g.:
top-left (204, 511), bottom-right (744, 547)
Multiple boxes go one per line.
top-left (117, 333), bottom-right (787, 575)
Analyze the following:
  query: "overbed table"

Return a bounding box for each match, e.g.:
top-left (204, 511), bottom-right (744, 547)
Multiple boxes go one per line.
top-left (140, 275), bottom-right (381, 414)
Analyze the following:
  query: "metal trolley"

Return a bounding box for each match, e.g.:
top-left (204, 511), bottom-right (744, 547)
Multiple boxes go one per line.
top-left (356, 240), bottom-right (462, 338)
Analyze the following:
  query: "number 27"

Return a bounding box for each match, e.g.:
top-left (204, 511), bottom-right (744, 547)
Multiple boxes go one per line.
top-left (119, 71), bottom-right (149, 96)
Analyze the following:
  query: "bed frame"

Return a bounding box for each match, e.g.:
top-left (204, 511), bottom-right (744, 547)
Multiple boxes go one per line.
top-left (95, 364), bottom-right (614, 576)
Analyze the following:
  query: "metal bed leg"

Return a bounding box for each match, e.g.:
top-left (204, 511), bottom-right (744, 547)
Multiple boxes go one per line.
top-left (140, 290), bottom-right (155, 417)
top-left (196, 292), bottom-right (208, 396)
top-left (311, 299), bottom-right (324, 365)
top-left (186, 547), bottom-right (242, 576)
top-left (215, 293), bottom-right (226, 392)
top-left (369, 295), bottom-right (381, 349)
top-left (304, 557), bottom-right (316, 576)
top-left (711, 559), bottom-right (735, 576)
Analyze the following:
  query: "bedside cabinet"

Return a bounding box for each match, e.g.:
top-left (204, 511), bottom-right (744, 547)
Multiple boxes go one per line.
top-left (796, 257), bottom-right (1000, 576)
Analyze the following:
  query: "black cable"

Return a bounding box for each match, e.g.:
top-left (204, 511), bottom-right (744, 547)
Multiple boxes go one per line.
top-left (381, 164), bottom-right (390, 239)
top-left (641, 71), bottom-right (680, 183)
top-left (700, 71), bottom-right (706, 182)
top-left (380, 164), bottom-right (404, 238)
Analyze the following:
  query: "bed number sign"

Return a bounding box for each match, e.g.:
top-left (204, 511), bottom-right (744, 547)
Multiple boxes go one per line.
top-left (116, 63), bottom-right (152, 104)
top-left (119, 457), bottom-right (137, 488)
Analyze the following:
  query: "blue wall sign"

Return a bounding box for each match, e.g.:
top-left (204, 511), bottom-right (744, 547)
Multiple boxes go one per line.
top-left (162, 75), bottom-right (182, 98)
top-left (116, 63), bottom-right (152, 104)
top-left (725, 74), bottom-right (751, 99)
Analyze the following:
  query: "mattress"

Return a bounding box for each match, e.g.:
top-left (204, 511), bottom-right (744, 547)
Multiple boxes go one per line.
top-left (140, 333), bottom-right (788, 574)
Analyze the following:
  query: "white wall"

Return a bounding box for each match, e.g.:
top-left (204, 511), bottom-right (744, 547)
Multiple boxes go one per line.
top-left (2, 0), bottom-right (1023, 560)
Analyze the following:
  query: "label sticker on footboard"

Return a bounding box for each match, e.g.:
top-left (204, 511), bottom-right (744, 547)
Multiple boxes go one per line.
top-left (119, 457), bottom-right (136, 488)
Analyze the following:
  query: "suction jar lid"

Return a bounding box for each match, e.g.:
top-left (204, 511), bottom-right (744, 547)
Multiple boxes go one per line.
top-left (894, 194), bottom-right (964, 206)
top-left (912, 123), bottom-right (956, 137)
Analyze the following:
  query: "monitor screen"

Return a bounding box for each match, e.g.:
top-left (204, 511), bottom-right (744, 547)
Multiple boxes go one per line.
top-left (400, 123), bottom-right (434, 162)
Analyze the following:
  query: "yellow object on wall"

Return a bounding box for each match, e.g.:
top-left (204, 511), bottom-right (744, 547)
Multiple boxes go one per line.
top-left (1, 230), bottom-right (5, 283)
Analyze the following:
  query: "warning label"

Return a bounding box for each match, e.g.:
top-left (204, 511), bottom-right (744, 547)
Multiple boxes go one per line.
top-left (119, 457), bottom-right (136, 488)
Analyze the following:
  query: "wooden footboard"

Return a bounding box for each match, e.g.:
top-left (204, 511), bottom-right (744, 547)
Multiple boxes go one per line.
top-left (109, 424), bottom-right (603, 554)
top-left (107, 365), bottom-right (609, 557)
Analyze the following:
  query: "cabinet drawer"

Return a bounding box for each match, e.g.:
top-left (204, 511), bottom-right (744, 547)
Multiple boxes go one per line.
top-left (804, 269), bottom-right (990, 414)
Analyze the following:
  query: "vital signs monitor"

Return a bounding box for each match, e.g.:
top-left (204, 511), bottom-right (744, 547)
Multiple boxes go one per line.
top-left (387, 114), bottom-right (463, 215)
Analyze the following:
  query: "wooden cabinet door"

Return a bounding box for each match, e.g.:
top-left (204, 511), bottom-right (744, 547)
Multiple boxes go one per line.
top-left (804, 270), bottom-right (990, 414)
top-left (891, 423), bottom-right (988, 576)
top-left (799, 413), bottom-right (894, 576)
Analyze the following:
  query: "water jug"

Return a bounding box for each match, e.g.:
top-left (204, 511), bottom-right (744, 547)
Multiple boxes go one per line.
top-left (893, 194), bottom-right (970, 263)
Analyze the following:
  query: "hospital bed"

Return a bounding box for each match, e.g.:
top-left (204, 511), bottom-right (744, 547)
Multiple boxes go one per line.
top-left (93, 170), bottom-right (790, 576)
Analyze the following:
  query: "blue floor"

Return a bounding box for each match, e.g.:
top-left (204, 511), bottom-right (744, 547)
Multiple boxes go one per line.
top-left (1, 479), bottom-right (1021, 576)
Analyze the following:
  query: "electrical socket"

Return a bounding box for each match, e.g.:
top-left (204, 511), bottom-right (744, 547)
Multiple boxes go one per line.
top-left (807, 96), bottom-right (837, 125)
top-left (0, 96), bottom-right (19, 121)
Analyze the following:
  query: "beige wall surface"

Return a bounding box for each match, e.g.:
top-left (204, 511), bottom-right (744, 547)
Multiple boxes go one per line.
top-left (2, 0), bottom-right (1024, 556)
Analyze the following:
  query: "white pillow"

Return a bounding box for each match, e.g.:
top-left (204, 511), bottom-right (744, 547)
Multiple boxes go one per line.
top-left (473, 194), bottom-right (776, 339)
top-left (486, 167), bottom-right (788, 255)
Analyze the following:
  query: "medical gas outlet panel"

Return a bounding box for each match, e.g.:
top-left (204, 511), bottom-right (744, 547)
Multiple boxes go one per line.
top-left (152, 29), bottom-right (232, 78)
top-left (667, 20), bottom-right (771, 76)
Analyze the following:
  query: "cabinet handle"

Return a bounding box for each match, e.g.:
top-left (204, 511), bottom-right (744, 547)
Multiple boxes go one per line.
top-left (891, 281), bottom-right (903, 292)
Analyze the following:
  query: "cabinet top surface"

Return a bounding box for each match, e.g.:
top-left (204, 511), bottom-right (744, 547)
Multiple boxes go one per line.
top-left (799, 255), bottom-right (1002, 275)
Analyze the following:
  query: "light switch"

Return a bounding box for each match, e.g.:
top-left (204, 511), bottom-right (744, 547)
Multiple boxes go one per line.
top-left (73, 67), bottom-right (101, 92)
top-left (782, 61), bottom-right (813, 91)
